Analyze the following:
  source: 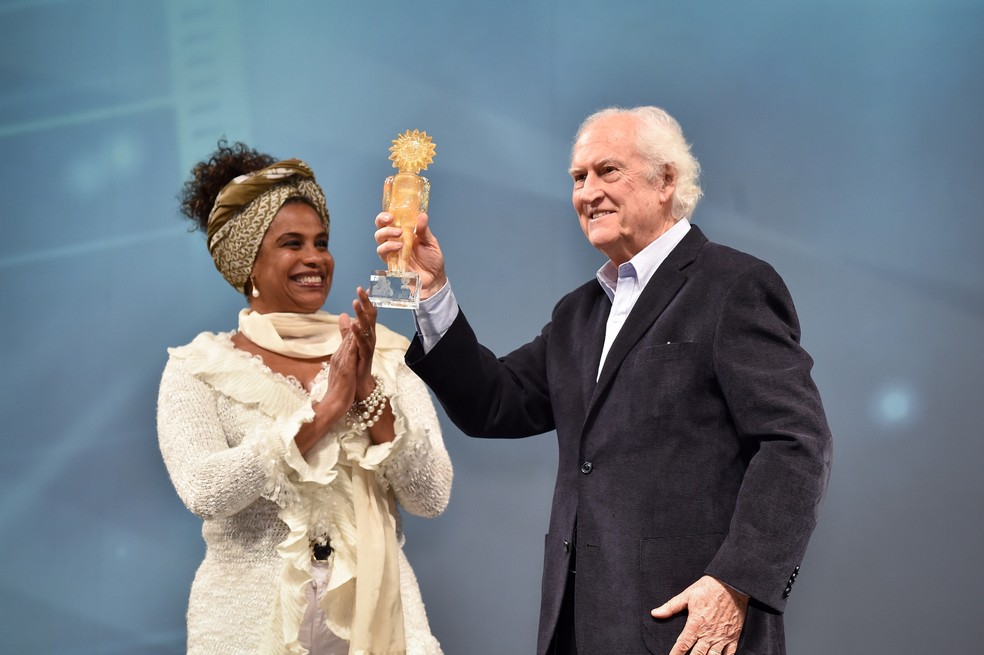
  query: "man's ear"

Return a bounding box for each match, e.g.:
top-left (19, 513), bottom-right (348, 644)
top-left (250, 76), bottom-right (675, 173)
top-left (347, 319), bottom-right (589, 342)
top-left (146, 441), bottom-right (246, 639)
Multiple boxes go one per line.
top-left (660, 165), bottom-right (677, 201)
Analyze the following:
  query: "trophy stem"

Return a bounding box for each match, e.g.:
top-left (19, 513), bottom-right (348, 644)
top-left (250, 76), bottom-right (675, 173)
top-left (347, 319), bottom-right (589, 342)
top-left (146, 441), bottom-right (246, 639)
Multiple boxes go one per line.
top-left (368, 171), bottom-right (429, 309)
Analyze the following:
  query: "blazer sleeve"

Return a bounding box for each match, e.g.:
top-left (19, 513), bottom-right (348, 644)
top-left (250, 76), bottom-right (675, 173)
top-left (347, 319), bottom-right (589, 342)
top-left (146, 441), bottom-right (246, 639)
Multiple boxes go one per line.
top-left (703, 262), bottom-right (833, 612)
top-left (406, 309), bottom-right (556, 439)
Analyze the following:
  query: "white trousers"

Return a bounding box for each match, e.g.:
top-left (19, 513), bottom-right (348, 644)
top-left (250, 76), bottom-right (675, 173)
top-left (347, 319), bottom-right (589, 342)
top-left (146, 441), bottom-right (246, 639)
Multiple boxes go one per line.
top-left (298, 561), bottom-right (349, 655)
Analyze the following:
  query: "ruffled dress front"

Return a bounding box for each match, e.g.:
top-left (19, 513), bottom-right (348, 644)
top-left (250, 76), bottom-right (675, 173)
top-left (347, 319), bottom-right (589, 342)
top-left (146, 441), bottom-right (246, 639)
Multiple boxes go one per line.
top-left (157, 322), bottom-right (451, 655)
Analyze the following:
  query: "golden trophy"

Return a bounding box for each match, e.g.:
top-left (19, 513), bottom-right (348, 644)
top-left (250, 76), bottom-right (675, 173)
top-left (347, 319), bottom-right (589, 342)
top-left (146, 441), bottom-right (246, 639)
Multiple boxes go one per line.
top-left (368, 129), bottom-right (436, 309)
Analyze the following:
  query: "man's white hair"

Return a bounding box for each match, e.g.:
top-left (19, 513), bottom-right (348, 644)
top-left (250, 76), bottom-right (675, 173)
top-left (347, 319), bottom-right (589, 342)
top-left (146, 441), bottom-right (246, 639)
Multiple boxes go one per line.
top-left (574, 106), bottom-right (703, 220)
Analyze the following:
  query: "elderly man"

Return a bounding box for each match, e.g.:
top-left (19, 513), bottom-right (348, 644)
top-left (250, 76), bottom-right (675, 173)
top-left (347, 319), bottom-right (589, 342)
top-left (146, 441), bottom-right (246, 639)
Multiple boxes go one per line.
top-left (376, 106), bottom-right (832, 655)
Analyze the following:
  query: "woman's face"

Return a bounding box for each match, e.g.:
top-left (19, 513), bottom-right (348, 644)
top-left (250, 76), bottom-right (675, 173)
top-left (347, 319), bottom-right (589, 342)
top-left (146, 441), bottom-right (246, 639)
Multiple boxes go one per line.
top-left (249, 201), bottom-right (333, 314)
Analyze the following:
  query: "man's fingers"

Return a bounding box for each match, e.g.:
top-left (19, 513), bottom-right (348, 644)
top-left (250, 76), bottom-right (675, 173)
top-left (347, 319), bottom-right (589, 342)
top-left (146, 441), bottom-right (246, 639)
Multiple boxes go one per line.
top-left (652, 589), bottom-right (697, 655)
top-left (650, 592), bottom-right (688, 618)
top-left (414, 212), bottom-right (432, 240)
top-left (667, 629), bottom-right (697, 655)
top-left (374, 227), bottom-right (403, 243)
top-left (656, 577), bottom-right (746, 655)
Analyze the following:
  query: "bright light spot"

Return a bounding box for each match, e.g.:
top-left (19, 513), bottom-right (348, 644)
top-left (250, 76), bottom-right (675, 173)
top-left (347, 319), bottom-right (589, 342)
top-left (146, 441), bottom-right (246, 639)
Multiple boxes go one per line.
top-left (108, 133), bottom-right (140, 171)
top-left (63, 132), bottom-right (143, 198)
top-left (872, 382), bottom-right (918, 428)
top-left (880, 390), bottom-right (910, 421)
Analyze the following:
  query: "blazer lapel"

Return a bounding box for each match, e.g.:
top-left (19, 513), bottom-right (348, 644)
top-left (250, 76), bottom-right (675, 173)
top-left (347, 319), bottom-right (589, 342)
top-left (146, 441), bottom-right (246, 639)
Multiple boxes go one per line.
top-left (585, 226), bottom-right (708, 420)
top-left (580, 287), bottom-right (611, 409)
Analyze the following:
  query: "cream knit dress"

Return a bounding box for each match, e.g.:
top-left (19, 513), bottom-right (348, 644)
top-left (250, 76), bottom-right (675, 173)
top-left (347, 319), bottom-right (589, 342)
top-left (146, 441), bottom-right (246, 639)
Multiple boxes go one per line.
top-left (157, 324), bottom-right (452, 655)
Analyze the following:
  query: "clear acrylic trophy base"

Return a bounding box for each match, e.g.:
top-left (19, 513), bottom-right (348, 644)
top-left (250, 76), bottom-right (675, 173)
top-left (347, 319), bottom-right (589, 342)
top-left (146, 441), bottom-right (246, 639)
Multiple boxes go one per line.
top-left (368, 270), bottom-right (420, 310)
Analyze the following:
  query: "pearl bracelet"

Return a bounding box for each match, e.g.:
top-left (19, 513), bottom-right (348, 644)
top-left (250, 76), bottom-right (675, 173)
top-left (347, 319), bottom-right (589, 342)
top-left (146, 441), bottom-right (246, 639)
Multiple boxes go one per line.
top-left (347, 375), bottom-right (387, 430)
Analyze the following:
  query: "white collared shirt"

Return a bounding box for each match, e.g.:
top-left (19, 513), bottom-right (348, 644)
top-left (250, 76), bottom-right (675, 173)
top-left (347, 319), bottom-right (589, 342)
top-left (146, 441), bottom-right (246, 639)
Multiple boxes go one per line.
top-left (595, 219), bottom-right (691, 379)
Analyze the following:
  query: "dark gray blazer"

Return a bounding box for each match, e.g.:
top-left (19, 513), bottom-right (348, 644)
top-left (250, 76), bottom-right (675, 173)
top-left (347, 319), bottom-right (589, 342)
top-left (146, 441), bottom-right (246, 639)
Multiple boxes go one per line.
top-left (407, 225), bottom-right (832, 654)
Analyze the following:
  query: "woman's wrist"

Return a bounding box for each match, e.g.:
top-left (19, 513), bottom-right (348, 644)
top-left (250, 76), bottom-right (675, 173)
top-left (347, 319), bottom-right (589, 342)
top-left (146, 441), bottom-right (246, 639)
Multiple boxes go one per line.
top-left (347, 374), bottom-right (387, 431)
top-left (355, 377), bottom-right (376, 402)
top-left (312, 394), bottom-right (347, 432)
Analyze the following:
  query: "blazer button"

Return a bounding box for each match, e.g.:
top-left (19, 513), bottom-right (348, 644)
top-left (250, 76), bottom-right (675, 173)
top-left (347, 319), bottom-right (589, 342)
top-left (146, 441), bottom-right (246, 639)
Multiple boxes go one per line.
top-left (580, 461), bottom-right (593, 474)
top-left (563, 540), bottom-right (571, 553)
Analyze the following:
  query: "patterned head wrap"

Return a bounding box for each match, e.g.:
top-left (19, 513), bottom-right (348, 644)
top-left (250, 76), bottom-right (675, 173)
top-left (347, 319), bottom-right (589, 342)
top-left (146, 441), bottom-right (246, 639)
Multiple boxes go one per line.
top-left (206, 159), bottom-right (330, 293)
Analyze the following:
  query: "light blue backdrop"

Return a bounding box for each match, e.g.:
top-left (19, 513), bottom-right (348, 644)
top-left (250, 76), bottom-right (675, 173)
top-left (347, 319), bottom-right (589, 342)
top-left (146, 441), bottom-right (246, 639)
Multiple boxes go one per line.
top-left (2, 0), bottom-right (982, 652)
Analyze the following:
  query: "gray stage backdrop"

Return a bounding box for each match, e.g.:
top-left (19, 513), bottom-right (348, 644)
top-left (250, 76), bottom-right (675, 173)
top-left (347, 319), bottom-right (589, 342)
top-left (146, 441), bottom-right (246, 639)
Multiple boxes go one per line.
top-left (1, 0), bottom-right (982, 652)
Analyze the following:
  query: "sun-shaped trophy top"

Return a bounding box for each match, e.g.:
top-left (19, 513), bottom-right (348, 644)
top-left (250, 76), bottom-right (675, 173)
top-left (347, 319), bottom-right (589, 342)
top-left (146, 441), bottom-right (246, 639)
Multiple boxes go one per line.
top-left (388, 129), bottom-right (436, 174)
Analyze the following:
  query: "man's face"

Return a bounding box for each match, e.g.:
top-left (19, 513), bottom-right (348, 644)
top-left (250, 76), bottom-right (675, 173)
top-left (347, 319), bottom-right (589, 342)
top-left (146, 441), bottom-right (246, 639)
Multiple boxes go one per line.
top-left (569, 114), bottom-right (676, 267)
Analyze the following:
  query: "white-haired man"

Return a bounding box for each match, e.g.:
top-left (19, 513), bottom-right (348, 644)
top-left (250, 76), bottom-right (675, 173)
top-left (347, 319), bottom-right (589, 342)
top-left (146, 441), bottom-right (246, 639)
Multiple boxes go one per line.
top-left (376, 106), bottom-right (832, 655)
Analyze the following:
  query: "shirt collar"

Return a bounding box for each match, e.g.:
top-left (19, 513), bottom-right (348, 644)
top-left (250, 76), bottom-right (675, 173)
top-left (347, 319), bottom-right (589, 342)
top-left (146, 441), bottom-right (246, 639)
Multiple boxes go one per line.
top-left (596, 218), bottom-right (692, 301)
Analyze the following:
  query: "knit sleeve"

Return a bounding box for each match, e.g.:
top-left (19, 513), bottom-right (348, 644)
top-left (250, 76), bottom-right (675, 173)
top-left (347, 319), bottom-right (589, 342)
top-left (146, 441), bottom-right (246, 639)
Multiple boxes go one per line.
top-left (157, 357), bottom-right (301, 519)
top-left (376, 362), bottom-right (453, 519)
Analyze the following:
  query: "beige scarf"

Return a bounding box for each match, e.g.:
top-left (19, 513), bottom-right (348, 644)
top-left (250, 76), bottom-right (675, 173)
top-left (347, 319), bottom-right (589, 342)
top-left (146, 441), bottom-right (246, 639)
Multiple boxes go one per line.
top-left (239, 309), bottom-right (339, 358)
top-left (239, 309), bottom-right (406, 654)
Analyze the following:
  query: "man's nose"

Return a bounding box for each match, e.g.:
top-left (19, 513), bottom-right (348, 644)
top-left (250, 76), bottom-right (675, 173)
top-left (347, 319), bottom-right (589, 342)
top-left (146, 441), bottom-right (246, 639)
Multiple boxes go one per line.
top-left (579, 174), bottom-right (603, 203)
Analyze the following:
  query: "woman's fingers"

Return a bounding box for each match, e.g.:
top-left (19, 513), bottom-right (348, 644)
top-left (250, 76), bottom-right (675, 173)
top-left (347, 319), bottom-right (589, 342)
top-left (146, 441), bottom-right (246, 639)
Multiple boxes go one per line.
top-left (338, 312), bottom-right (352, 338)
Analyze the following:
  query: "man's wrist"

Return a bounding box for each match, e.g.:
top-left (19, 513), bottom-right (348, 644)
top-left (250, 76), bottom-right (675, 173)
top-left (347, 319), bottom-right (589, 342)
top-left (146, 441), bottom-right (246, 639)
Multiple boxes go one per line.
top-left (413, 281), bottom-right (458, 353)
top-left (421, 272), bottom-right (448, 300)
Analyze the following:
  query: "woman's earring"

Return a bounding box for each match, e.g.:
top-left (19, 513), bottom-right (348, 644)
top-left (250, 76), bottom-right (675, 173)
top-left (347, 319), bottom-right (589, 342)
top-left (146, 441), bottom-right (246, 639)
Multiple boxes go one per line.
top-left (251, 278), bottom-right (260, 299)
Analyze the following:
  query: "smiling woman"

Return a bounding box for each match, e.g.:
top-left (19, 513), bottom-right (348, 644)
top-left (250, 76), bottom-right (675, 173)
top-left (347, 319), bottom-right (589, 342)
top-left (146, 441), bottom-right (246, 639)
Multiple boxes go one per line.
top-left (157, 141), bottom-right (452, 654)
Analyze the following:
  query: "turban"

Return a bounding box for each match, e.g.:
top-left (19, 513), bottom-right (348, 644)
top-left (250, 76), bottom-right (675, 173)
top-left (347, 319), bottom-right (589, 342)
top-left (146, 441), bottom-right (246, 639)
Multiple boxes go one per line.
top-left (206, 159), bottom-right (330, 293)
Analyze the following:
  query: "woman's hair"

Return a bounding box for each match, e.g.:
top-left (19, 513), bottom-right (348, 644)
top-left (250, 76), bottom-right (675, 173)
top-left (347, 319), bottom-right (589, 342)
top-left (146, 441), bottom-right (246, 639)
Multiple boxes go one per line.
top-left (575, 106), bottom-right (703, 220)
top-left (178, 139), bottom-right (277, 232)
